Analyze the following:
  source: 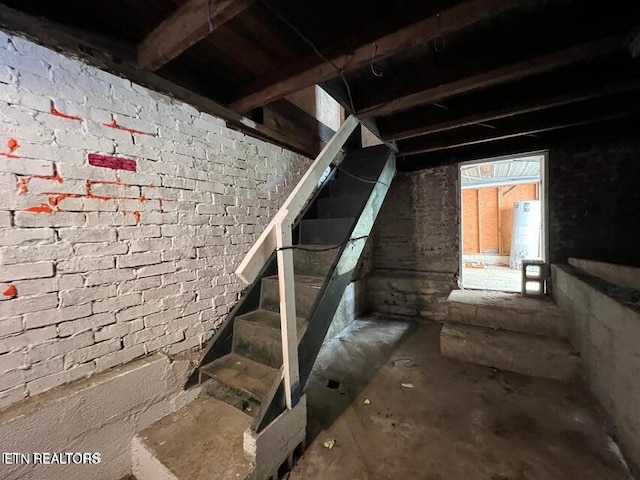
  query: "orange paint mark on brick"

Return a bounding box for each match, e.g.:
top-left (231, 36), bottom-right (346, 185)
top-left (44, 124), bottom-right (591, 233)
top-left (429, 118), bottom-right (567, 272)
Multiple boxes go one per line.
top-left (25, 170), bottom-right (148, 214)
top-left (26, 203), bottom-right (54, 213)
top-left (8, 138), bottom-right (18, 153)
top-left (16, 177), bottom-right (30, 195)
top-left (87, 179), bottom-right (132, 187)
top-left (0, 138), bottom-right (20, 158)
top-left (50, 105), bottom-right (82, 121)
top-left (121, 211), bottom-right (142, 223)
top-left (85, 180), bottom-right (109, 200)
top-left (48, 193), bottom-right (80, 207)
top-left (139, 194), bottom-right (147, 201)
top-left (33, 166), bottom-right (63, 184)
top-left (3, 284), bottom-right (17, 298)
top-left (103, 119), bottom-right (153, 136)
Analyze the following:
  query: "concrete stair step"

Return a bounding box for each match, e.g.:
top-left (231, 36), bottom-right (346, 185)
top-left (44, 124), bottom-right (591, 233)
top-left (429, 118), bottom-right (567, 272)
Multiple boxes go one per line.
top-left (299, 217), bottom-right (354, 244)
top-left (132, 396), bottom-right (254, 480)
top-left (233, 309), bottom-right (307, 368)
top-left (447, 290), bottom-right (571, 338)
top-left (440, 322), bottom-right (581, 382)
top-left (199, 353), bottom-right (279, 404)
top-left (317, 195), bottom-right (365, 218)
top-left (260, 274), bottom-right (324, 319)
top-left (293, 245), bottom-right (339, 277)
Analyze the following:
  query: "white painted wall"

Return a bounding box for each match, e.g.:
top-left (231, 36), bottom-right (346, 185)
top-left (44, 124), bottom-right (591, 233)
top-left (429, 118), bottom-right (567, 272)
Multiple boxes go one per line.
top-left (0, 30), bottom-right (310, 411)
top-left (0, 353), bottom-right (200, 480)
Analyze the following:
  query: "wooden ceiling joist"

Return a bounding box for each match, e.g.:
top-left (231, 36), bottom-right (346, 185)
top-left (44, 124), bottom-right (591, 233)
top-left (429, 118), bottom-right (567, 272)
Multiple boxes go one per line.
top-left (138, 0), bottom-right (255, 71)
top-left (0, 3), bottom-right (330, 158)
top-left (382, 78), bottom-right (640, 141)
top-left (398, 99), bottom-right (638, 156)
top-left (399, 116), bottom-right (619, 156)
top-left (397, 116), bottom-right (638, 171)
top-left (229, 0), bottom-right (541, 113)
top-left (359, 35), bottom-right (627, 119)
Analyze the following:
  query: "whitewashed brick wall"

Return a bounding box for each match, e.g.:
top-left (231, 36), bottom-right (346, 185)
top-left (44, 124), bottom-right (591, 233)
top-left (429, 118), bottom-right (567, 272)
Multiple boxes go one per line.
top-left (0, 31), bottom-right (309, 409)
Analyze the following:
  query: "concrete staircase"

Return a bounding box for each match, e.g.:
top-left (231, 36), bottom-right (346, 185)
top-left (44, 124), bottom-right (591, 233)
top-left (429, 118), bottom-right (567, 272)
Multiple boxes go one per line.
top-left (440, 290), bottom-right (581, 382)
top-left (132, 145), bottom-right (395, 480)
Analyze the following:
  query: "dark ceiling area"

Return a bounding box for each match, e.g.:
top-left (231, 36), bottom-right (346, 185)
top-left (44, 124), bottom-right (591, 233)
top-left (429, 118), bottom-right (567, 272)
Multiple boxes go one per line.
top-left (1, 0), bottom-right (639, 167)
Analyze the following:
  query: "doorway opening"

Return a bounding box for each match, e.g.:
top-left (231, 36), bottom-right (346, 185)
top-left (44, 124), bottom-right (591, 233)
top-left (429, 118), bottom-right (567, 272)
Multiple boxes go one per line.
top-left (459, 153), bottom-right (547, 293)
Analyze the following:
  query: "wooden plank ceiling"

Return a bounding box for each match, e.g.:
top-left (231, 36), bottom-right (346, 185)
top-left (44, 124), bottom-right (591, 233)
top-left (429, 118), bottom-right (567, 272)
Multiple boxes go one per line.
top-left (1, 0), bottom-right (640, 166)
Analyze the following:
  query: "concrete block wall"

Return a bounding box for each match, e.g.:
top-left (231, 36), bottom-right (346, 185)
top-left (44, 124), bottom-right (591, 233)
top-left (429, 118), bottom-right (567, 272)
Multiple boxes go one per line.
top-left (552, 264), bottom-right (640, 474)
top-left (0, 30), bottom-right (309, 410)
top-left (368, 166), bottom-right (458, 320)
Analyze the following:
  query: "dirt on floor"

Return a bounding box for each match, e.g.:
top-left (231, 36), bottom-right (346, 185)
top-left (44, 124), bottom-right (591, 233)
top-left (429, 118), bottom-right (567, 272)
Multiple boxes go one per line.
top-left (290, 316), bottom-right (633, 480)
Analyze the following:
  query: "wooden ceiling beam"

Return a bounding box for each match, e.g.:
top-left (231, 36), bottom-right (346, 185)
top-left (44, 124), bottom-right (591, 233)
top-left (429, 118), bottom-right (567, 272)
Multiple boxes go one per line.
top-left (382, 77), bottom-right (640, 141)
top-left (0, 3), bottom-right (326, 158)
top-left (398, 99), bottom-right (639, 156)
top-left (229, 0), bottom-right (541, 113)
top-left (397, 116), bottom-right (639, 171)
top-left (138, 0), bottom-right (255, 71)
top-left (359, 35), bottom-right (627, 119)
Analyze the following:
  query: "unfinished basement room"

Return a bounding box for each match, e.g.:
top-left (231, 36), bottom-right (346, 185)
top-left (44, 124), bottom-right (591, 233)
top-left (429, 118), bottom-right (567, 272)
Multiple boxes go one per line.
top-left (0, 1), bottom-right (639, 479)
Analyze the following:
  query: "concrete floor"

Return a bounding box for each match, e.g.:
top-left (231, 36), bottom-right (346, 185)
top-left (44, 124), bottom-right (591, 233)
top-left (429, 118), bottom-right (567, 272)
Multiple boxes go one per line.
top-left (291, 317), bottom-right (632, 480)
top-left (463, 265), bottom-right (522, 293)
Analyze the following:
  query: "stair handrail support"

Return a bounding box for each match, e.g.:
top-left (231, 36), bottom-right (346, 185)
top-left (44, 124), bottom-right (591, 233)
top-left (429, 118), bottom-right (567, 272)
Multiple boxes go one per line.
top-left (273, 208), bottom-right (301, 408)
top-left (235, 115), bottom-right (359, 410)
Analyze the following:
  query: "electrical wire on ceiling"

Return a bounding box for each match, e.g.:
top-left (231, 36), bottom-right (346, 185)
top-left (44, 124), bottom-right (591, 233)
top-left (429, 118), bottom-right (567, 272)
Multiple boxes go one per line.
top-left (207, 0), bottom-right (215, 32)
top-left (258, 0), bottom-right (357, 114)
top-left (433, 13), bottom-right (447, 53)
top-left (249, 3), bottom-right (499, 140)
top-left (370, 43), bottom-right (384, 77)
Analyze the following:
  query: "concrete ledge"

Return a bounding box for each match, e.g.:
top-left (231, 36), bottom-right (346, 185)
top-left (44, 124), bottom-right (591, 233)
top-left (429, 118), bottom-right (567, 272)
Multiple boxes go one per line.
top-left (0, 353), bottom-right (201, 480)
top-left (441, 322), bottom-right (580, 382)
top-left (569, 257), bottom-right (640, 291)
top-left (552, 263), bottom-right (640, 475)
top-left (447, 290), bottom-right (571, 338)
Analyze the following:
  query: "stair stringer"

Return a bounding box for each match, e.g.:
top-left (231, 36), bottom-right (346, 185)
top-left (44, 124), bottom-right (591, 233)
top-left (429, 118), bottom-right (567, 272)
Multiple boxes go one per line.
top-left (185, 159), bottom-right (338, 388)
top-left (253, 149), bottom-right (396, 432)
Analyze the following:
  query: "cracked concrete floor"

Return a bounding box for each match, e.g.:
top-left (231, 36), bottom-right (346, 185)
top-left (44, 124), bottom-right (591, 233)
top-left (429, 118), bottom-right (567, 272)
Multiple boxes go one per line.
top-left (290, 316), bottom-right (633, 480)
